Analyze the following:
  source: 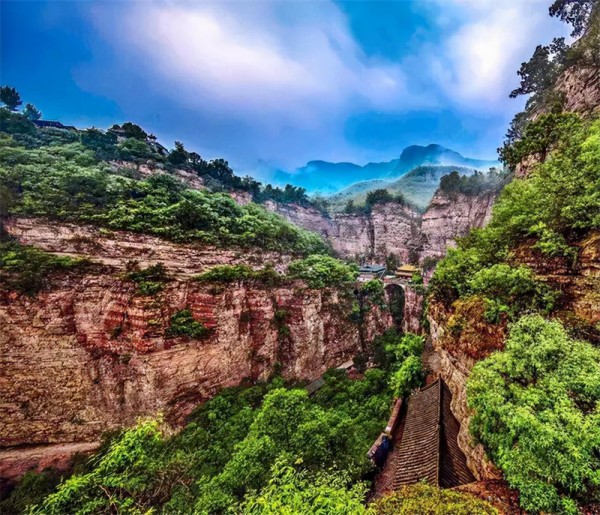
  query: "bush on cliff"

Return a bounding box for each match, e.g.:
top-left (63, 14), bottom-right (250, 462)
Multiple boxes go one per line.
top-left (467, 315), bottom-right (600, 513)
top-left (165, 309), bottom-right (209, 339)
top-left (194, 263), bottom-right (282, 286)
top-left (0, 240), bottom-right (88, 295)
top-left (288, 254), bottom-right (359, 288)
top-left (430, 116), bottom-right (600, 311)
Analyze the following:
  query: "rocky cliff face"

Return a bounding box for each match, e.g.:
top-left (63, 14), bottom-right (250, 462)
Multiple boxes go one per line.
top-left (263, 200), bottom-right (337, 239)
top-left (554, 66), bottom-right (600, 118)
top-left (421, 191), bottom-right (497, 262)
top-left (267, 195), bottom-right (494, 264)
top-left (0, 218), bottom-right (391, 482)
top-left (4, 217), bottom-right (292, 275)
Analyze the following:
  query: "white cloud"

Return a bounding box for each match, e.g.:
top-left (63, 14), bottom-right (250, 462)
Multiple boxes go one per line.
top-left (83, 0), bottom-right (570, 168)
top-left (92, 1), bottom-right (421, 130)
top-left (424, 0), bottom-right (569, 110)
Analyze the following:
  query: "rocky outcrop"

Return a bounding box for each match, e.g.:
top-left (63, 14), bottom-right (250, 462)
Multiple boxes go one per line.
top-left (263, 201), bottom-right (337, 239)
top-left (267, 196), bottom-right (494, 264)
top-left (427, 305), bottom-right (502, 481)
top-left (4, 217), bottom-right (292, 276)
top-left (369, 204), bottom-right (422, 262)
top-left (421, 190), bottom-right (497, 262)
top-left (0, 269), bottom-right (390, 481)
top-left (554, 66), bottom-right (600, 118)
top-left (110, 161), bottom-right (205, 191)
top-left (402, 285), bottom-right (424, 334)
top-left (266, 201), bottom-right (422, 261)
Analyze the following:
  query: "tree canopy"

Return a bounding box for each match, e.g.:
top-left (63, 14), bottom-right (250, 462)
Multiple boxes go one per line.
top-left (467, 315), bottom-right (600, 513)
top-left (0, 85), bottom-right (22, 111)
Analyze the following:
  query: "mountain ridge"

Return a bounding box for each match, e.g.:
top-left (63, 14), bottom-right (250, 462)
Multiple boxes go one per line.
top-left (274, 144), bottom-right (499, 195)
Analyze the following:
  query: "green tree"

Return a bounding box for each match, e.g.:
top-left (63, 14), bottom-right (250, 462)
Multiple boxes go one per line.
top-left (509, 38), bottom-right (567, 99)
top-left (241, 461), bottom-right (368, 515)
top-left (288, 255), bottom-right (358, 288)
top-left (31, 419), bottom-right (183, 514)
top-left (168, 140), bottom-right (189, 166)
top-left (0, 85), bottom-right (22, 111)
top-left (119, 121), bottom-right (148, 140)
top-left (549, 0), bottom-right (598, 37)
top-left (467, 315), bottom-right (600, 513)
top-left (22, 103), bottom-right (42, 121)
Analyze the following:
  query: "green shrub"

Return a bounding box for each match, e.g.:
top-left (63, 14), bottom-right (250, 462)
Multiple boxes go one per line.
top-left (430, 116), bottom-right (600, 311)
top-left (0, 240), bottom-right (87, 295)
top-left (0, 137), bottom-right (328, 255)
top-left (194, 264), bottom-right (281, 285)
top-left (370, 483), bottom-right (497, 514)
top-left (31, 419), bottom-right (176, 514)
top-left (124, 263), bottom-right (169, 295)
top-left (166, 309), bottom-right (208, 339)
top-left (0, 469), bottom-right (62, 514)
top-left (241, 461), bottom-right (368, 514)
top-left (389, 355), bottom-right (424, 398)
top-left (468, 264), bottom-right (557, 321)
top-left (467, 315), bottom-right (600, 513)
top-left (288, 255), bottom-right (358, 288)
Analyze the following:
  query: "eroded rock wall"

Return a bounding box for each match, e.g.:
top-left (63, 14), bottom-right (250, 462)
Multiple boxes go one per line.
top-left (0, 273), bottom-right (389, 479)
top-left (0, 218), bottom-right (392, 481)
top-left (554, 66), bottom-right (600, 118)
top-left (4, 217), bottom-right (292, 276)
top-left (266, 196), bottom-right (493, 264)
top-left (421, 190), bottom-right (497, 262)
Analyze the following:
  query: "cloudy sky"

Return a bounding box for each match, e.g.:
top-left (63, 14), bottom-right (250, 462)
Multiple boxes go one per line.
top-left (1, 0), bottom-right (568, 180)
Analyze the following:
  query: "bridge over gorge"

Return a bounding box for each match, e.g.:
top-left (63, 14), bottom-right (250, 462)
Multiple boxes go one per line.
top-left (369, 378), bottom-right (475, 497)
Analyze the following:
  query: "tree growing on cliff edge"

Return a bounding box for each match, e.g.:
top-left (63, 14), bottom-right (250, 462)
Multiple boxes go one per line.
top-left (467, 315), bottom-right (600, 513)
top-left (550, 0), bottom-right (598, 37)
top-left (0, 86), bottom-right (22, 111)
top-left (509, 38), bottom-right (568, 99)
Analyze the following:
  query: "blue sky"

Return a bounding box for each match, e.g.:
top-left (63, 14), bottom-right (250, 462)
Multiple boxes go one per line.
top-left (1, 0), bottom-right (568, 180)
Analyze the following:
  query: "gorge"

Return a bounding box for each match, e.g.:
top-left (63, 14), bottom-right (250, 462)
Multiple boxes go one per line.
top-left (1, 1), bottom-right (600, 512)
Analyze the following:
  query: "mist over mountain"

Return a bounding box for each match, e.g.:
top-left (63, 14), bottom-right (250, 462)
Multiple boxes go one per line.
top-left (273, 144), bottom-right (499, 194)
top-left (327, 165), bottom-right (482, 211)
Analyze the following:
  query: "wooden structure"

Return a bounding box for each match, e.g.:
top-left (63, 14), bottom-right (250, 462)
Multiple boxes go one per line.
top-left (394, 264), bottom-right (418, 280)
top-left (392, 378), bottom-right (475, 488)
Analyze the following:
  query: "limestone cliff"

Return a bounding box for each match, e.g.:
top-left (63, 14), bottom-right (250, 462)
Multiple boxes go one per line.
top-left (267, 195), bottom-right (494, 264)
top-left (0, 218), bottom-right (391, 482)
top-left (553, 65), bottom-right (600, 118)
top-left (4, 217), bottom-right (293, 276)
top-left (421, 190), bottom-right (497, 262)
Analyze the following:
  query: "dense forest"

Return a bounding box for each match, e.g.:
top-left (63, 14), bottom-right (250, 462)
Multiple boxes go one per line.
top-left (1, 0), bottom-right (600, 513)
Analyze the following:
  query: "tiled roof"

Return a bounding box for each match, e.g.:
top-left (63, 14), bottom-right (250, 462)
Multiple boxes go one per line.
top-left (359, 265), bottom-right (386, 273)
top-left (392, 378), bottom-right (475, 489)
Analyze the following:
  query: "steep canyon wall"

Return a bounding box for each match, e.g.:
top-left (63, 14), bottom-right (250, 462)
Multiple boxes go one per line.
top-left (0, 219), bottom-right (391, 482)
top-left (266, 191), bottom-right (496, 263)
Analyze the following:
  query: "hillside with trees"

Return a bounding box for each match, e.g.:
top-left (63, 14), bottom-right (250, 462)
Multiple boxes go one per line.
top-left (0, 1), bottom-right (599, 513)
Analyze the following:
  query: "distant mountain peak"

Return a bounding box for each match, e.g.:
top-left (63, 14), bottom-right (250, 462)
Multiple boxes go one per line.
top-left (273, 144), bottom-right (499, 195)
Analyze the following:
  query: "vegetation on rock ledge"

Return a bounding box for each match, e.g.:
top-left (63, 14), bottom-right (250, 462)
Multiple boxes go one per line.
top-left (467, 315), bottom-right (600, 513)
